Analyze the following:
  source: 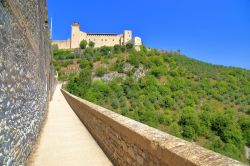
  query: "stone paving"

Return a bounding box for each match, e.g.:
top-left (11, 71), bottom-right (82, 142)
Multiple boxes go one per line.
top-left (27, 84), bottom-right (112, 166)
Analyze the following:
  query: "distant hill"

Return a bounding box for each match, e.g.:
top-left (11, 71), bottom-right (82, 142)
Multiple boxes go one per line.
top-left (53, 45), bottom-right (250, 163)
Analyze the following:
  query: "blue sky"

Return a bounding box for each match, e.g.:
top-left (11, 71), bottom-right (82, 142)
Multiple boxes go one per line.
top-left (48, 0), bottom-right (250, 69)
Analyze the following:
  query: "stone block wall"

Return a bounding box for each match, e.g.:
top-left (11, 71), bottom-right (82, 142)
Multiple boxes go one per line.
top-left (52, 39), bottom-right (71, 50)
top-left (62, 90), bottom-right (244, 166)
top-left (0, 0), bottom-right (55, 165)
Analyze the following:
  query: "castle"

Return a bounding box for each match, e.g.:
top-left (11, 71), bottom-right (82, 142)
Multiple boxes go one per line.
top-left (52, 23), bottom-right (142, 50)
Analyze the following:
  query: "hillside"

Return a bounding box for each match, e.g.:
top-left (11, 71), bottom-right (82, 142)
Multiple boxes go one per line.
top-left (53, 45), bottom-right (250, 163)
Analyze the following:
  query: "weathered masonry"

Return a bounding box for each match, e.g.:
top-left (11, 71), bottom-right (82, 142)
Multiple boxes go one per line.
top-left (62, 90), bottom-right (244, 166)
top-left (0, 0), bottom-right (55, 165)
top-left (52, 23), bottom-right (142, 50)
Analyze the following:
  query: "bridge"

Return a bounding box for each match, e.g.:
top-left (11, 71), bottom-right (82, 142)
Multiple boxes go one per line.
top-left (27, 85), bottom-right (112, 165)
top-left (26, 84), bottom-right (243, 166)
top-left (0, 0), bottom-right (246, 165)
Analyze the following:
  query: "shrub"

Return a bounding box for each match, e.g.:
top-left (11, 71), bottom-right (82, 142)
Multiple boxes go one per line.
top-left (95, 67), bottom-right (107, 77)
top-left (126, 43), bottom-right (134, 50)
top-left (80, 40), bottom-right (88, 49)
top-left (52, 44), bottom-right (59, 51)
top-left (78, 68), bottom-right (92, 96)
top-left (159, 96), bottom-right (174, 108)
top-left (80, 58), bottom-right (92, 69)
top-left (53, 49), bottom-right (72, 60)
top-left (179, 107), bottom-right (200, 134)
top-left (169, 122), bottom-right (182, 137)
top-left (159, 114), bottom-right (172, 125)
top-left (100, 46), bottom-right (112, 56)
top-left (211, 112), bottom-right (244, 149)
top-left (111, 98), bottom-right (119, 109)
top-left (120, 45), bottom-right (126, 52)
top-left (149, 56), bottom-right (164, 66)
top-left (66, 76), bottom-right (79, 95)
top-left (114, 59), bottom-right (124, 73)
top-left (91, 51), bottom-right (101, 62)
top-left (114, 44), bottom-right (122, 54)
top-left (89, 41), bottom-right (95, 48)
top-left (92, 80), bottom-right (111, 96)
top-left (150, 67), bottom-right (166, 78)
top-left (238, 116), bottom-right (250, 145)
top-left (182, 125), bottom-right (196, 139)
top-left (128, 53), bottom-right (140, 67)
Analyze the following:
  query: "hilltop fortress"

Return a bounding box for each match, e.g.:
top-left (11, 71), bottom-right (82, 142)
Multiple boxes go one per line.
top-left (52, 23), bottom-right (142, 50)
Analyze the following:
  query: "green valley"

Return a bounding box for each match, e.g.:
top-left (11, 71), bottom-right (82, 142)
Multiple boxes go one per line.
top-left (53, 44), bottom-right (250, 163)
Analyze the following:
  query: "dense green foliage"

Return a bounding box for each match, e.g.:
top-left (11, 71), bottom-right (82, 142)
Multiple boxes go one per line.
top-left (52, 49), bottom-right (81, 80)
top-left (89, 41), bottom-right (95, 48)
top-left (80, 40), bottom-right (88, 49)
top-left (95, 67), bottom-right (107, 77)
top-left (53, 46), bottom-right (250, 163)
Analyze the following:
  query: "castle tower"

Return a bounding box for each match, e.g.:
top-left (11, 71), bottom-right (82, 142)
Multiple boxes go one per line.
top-left (123, 30), bottom-right (132, 45)
top-left (133, 37), bottom-right (142, 51)
top-left (71, 23), bottom-right (81, 49)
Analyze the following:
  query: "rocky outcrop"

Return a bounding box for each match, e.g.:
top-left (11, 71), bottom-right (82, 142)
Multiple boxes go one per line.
top-left (0, 0), bottom-right (55, 165)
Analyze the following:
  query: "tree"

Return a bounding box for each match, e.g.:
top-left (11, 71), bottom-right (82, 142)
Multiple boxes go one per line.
top-left (126, 43), bottom-right (134, 50)
top-left (179, 107), bottom-right (200, 139)
top-left (66, 76), bottom-right (79, 96)
top-left (80, 40), bottom-right (88, 49)
top-left (77, 68), bottom-right (92, 97)
top-left (55, 44), bottom-right (250, 162)
top-left (150, 66), bottom-right (166, 78)
top-left (114, 44), bottom-right (123, 54)
top-left (114, 59), bottom-right (124, 73)
top-left (238, 116), bottom-right (250, 145)
top-left (211, 111), bottom-right (244, 149)
top-left (120, 45), bottom-right (126, 52)
top-left (89, 41), bottom-right (95, 48)
top-left (99, 46), bottom-right (112, 56)
top-left (182, 125), bottom-right (196, 139)
top-left (80, 58), bottom-right (92, 69)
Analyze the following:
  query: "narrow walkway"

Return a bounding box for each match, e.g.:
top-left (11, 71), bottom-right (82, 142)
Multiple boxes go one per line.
top-left (28, 84), bottom-right (112, 166)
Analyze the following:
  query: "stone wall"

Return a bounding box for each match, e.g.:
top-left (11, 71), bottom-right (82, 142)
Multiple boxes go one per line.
top-left (61, 90), bottom-right (244, 166)
top-left (86, 34), bottom-right (123, 48)
top-left (0, 0), bottom-right (55, 165)
top-left (52, 39), bottom-right (71, 50)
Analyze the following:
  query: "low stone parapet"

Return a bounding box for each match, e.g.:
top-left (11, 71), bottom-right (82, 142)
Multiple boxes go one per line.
top-left (61, 89), bottom-right (245, 166)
